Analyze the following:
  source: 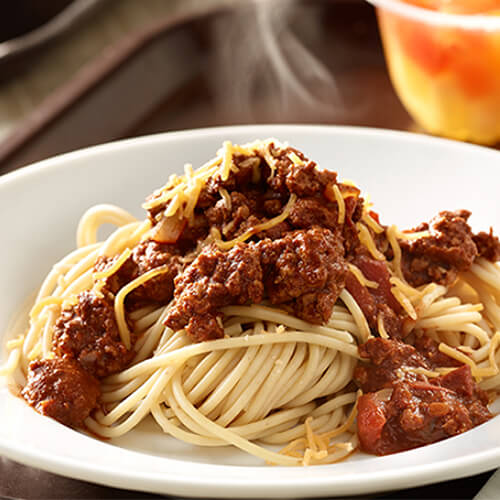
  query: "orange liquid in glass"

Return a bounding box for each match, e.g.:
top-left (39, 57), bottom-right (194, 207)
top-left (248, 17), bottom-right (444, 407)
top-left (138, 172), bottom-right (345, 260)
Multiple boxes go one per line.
top-left (402, 1), bottom-right (500, 14)
top-left (377, 0), bottom-right (500, 144)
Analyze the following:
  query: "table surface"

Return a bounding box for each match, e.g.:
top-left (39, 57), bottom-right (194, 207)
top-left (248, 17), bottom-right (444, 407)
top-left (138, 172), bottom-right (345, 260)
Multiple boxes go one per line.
top-left (0, 0), bottom-right (498, 498)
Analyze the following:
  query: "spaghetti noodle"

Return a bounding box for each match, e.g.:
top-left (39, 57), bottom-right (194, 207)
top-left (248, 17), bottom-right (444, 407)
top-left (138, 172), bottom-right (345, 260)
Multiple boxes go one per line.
top-left (2, 139), bottom-right (500, 465)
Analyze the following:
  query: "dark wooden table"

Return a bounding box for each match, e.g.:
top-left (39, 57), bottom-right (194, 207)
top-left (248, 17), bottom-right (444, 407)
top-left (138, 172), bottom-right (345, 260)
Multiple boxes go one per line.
top-left (0, 0), bottom-right (497, 498)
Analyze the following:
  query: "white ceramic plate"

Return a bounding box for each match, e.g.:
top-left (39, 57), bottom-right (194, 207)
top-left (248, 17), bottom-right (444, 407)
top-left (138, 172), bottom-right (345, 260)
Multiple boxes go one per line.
top-left (1, 125), bottom-right (500, 498)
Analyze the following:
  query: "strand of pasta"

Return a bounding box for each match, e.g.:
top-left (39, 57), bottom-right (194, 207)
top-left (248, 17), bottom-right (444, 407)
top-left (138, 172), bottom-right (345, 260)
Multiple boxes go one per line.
top-left (338, 289), bottom-right (371, 342)
top-left (169, 370), bottom-right (301, 465)
top-left (77, 204), bottom-right (138, 247)
top-left (220, 305), bottom-right (355, 344)
top-left (94, 310), bottom-right (358, 452)
top-left (152, 401), bottom-right (316, 447)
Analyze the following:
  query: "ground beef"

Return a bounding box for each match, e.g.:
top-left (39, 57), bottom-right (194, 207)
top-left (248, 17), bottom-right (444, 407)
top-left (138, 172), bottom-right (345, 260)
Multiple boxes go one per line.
top-left (165, 227), bottom-right (347, 340)
top-left (197, 144), bottom-right (346, 242)
top-left (53, 290), bottom-right (134, 378)
top-left (400, 210), bottom-right (478, 287)
top-left (259, 227), bottom-right (347, 324)
top-left (474, 230), bottom-right (500, 262)
top-left (22, 357), bottom-right (100, 428)
top-left (355, 338), bottom-right (491, 455)
top-left (413, 334), bottom-right (461, 369)
top-left (206, 191), bottom-right (256, 229)
top-left (205, 189), bottom-right (291, 241)
top-left (94, 255), bottom-right (136, 296)
top-left (341, 196), bottom-right (366, 255)
top-left (128, 240), bottom-right (183, 306)
top-left (177, 215), bottom-right (209, 247)
top-left (259, 221), bottom-right (292, 241)
top-left (266, 145), bottom-right (337, 197)
top-left (288, 198), bottom-right (339, 231)
top-left (355, 337), bottom-right (431, 393)
top-left (165, 243), bottom-right (264, 341)
top-left (95, 239), bottom-right (183, 308)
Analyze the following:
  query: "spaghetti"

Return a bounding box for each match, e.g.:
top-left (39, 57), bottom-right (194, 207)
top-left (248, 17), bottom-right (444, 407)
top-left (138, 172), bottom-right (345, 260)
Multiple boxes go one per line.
top-left (2, 139), bottom-right (500, 465)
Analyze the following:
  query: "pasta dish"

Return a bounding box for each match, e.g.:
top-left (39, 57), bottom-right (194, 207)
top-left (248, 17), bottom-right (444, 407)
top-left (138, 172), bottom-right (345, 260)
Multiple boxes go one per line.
top-left (2, 139), bottom-right (499, 466)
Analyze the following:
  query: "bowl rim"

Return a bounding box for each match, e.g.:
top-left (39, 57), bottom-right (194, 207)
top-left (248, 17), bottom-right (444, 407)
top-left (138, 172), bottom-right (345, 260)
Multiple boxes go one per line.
top-left (366, 0), bottom-right (500, 30)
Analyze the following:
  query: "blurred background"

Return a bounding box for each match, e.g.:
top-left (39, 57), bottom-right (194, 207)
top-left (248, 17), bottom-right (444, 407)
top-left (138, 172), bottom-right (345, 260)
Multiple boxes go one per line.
top-left (0, 0), bottom-right (416, 175)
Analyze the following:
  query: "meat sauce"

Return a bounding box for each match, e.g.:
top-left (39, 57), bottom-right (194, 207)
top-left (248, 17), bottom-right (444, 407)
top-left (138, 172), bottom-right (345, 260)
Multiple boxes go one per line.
top-left (22, 357), bottom-right (100, 428)
top-left (21, 141), bottom-right (500, 453)
top-left (355, 338), bottom-right (491, 455)
top-left (400, 210), bottom-right (480, 287)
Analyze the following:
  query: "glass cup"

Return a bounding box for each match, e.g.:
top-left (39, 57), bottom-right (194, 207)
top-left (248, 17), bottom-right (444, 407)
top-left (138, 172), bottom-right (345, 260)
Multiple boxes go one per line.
top-left (367, 0), bottom-right (500, 145)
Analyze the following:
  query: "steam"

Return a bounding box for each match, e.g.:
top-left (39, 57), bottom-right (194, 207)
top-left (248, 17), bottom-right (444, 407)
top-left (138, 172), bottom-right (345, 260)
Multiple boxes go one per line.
top-left (211, 0), bottom-right (343, 121)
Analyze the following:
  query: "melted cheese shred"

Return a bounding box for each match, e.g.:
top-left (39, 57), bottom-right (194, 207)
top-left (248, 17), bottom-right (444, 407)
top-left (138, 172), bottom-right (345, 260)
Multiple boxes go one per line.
top-left (212, 194), bottom-right (297, 250)
top-left (356, 223), bottom-right (385, 261)
top-left (142, 138), bottom-right (281, 223)
top-left (93, 248), bottom-right (132, 281)
top-left (332, 184), bottom-right (345, 225)
top-left (347, 263), bottom-right (379, 289)
top-left (220, 141), bottom-right (234, 181)
top-left (386, 225), bottom-right (405, 281)
top-left (362, 212), bottom-right (384, 234)
top-left (391, 287), bottom-right (418, 321)
top-left (396, 229), bottom-right (431, 240)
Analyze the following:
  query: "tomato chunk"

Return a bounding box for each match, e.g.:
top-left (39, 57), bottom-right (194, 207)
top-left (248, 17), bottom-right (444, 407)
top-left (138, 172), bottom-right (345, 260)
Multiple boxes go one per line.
top-left (357, 394), bottom-right (387, 453)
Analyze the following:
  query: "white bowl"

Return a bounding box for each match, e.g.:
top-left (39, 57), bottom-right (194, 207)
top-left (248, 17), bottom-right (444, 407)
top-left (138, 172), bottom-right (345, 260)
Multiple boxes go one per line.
top-left (1, 125), bottom-right (500, 498)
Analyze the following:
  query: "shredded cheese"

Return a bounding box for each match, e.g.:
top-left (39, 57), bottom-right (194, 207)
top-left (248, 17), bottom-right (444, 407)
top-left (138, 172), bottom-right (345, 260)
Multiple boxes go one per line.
top-left (387, 225), bottom-right (404, 281)
top-left (377, 314), bottom-right (389, 339)
top-left (183, 179), bottom-right (203, 224)
top-left (288, 151), bottom-right (304, 166)
top-left (347, 263), bottom-right (379, 289)
top-left (220, 141), bottom-right (234, 181)
top-left (389, 277), bottom-right (421, 299)
top-left (397, 229), bottom-right (431, 240)
top-left (362, 211), bottom-right (384, 234)
top-left (143, 139), bottom-right (294, 229)
top-left (356, 223), bottom-right (385, 261)
top-left (391, 287), bottom-right (418, 320)
top-left (164, 193), bottom-right (183, 218)
top-left (214, 194), bottom-right (297, 250)
top-left (142, 157), bottom-right (221, 211)
top-left (332, 184), bottom-right (345, 225)
top-left (438, 342), bottom-right (499, 379)
top-left (218, 188), bottom-right (232, 211)
top-left (93, 248), bottom-right (132, 281)
top-left (261, 141), bottom-right (280, 178)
